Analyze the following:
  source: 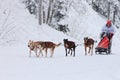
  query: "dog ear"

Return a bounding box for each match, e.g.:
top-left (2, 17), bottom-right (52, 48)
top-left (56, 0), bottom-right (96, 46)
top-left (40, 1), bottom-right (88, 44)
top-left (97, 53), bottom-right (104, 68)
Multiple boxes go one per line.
top-left (84, 37), bottom-right (86, 39)
top-left (85, 37), bottom-right (88, 39)
top-left (63, 39), bottom-right (68, 41)
top-left (29, 40), bottom-right (31, 42)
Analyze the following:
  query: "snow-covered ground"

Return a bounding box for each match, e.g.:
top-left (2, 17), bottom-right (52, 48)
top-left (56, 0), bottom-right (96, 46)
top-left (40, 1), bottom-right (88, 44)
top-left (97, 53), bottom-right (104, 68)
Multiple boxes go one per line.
top-left (0, 45), bottom-right (120, 80)
top-left (0, 0), bottom-right (120, 80)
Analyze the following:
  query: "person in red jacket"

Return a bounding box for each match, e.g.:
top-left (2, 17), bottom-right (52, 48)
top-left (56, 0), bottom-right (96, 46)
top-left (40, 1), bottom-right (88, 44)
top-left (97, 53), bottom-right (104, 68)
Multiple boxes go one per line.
top-left (100, 20), bottom-right (115, 53)
top-left (101, 20), bottom-right (115, 40)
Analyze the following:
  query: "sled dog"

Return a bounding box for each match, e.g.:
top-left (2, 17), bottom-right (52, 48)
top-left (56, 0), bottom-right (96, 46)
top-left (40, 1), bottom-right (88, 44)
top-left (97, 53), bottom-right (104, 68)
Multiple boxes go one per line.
top-left (28, 40), bottom-right (43, 57)
top-left (84, 37), bottom-right (94, 56)
top-left (40, 41), bottom-right (61, 57)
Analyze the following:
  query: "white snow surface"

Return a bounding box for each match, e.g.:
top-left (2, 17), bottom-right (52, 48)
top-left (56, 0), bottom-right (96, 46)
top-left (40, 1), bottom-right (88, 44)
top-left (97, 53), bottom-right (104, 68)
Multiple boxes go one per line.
top-left (0, 0), bottom-right (120, 80)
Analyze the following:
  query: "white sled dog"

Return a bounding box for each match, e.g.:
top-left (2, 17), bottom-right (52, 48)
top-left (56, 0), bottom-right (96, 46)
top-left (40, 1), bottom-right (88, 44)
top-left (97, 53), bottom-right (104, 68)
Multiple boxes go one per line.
top-left (28, 40), bottom-right (43, 57)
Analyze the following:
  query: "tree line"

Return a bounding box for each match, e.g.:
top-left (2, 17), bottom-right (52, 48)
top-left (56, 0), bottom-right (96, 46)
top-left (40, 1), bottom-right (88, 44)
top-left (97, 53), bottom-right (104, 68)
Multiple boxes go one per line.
top-left (86, 0), bottom-right (120, 28)
top-left (23, 0), bottom-right (69, 33)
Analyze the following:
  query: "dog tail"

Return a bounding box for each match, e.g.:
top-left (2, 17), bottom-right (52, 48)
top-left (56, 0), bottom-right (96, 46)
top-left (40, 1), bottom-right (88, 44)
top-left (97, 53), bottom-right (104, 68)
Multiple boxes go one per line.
top-left (75, 44), bottom-right (78, 48)
top-left (55, 43), bottom-right (62, 47)
top-left (94, 40), bottom-right (97, 43)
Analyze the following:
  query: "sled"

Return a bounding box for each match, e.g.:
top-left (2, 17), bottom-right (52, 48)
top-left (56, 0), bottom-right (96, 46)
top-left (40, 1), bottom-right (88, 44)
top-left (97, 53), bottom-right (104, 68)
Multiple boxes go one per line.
top-left (95, 35), bottom-right (111, 55)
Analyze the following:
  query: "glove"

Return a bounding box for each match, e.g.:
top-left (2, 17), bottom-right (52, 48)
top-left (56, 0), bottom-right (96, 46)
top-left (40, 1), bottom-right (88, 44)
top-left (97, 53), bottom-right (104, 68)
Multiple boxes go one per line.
top-left (100, 32), bottom-right (105, 39)
top-left (110, 33), bottom-right (113, 39)
top-left (108, 33), bottom-right (114, 40)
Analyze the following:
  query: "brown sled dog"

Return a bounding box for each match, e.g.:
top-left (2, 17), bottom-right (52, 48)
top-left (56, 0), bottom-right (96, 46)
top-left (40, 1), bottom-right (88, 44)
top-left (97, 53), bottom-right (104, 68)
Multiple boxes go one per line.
top-left (28, 40), bottom-right (43, 57)
top-left (40, 41), bottom-right (61, 57)
top-left (63, 39), bottom-right (76, 57)
top-left (84, 37), bottom-right (95, 56)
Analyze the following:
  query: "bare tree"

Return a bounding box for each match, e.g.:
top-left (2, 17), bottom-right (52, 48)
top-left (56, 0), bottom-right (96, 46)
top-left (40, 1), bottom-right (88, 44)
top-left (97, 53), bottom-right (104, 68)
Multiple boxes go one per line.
top-left (48, 0), bottom-right (54, 24)
top-left (42, 6), bottom-right (46, 23)
top-left (107, 2), bottom-right (111, 19)
top-left (38, 0), bottom-right (42, 25)
top-left (46, 0), bottom-right (53, 24)
top-left (37, 0), bottom-right (55, 25)
top-left (113, 5), bottom-right (117, 25)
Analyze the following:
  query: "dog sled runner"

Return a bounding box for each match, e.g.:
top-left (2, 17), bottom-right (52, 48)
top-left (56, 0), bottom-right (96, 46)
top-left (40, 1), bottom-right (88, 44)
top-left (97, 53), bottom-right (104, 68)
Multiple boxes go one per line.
top-left (95, 35), bottom-right (111, 55)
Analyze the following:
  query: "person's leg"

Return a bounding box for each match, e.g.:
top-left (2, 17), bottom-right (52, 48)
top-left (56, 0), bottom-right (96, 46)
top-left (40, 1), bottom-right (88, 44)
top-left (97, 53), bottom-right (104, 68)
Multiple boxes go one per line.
top-left (108, 41), bottom-right (112, 54)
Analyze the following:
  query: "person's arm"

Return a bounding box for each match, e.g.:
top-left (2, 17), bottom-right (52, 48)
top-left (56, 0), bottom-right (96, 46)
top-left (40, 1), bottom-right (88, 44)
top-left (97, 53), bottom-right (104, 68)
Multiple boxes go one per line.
top-left (108, 26), bottom-right (115, 40)
top-left (100, 32), bottom-right (105, 39)
top-left (109, 33), bottom-right (113, 40)
top-left (100, 26), bottom-right (106, 38)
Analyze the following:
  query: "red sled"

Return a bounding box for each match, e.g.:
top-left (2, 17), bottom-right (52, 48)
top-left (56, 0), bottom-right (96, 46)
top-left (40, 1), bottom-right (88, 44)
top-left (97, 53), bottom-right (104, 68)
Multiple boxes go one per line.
top-left (95, 35), bottom-right (111, 55)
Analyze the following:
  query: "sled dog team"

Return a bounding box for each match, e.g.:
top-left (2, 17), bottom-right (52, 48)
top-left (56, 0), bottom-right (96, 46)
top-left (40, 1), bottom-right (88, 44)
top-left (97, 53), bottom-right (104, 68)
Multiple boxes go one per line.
top-left (28, 20), bottom-right (115, 57)
top-left (28, 37), bottom-right (95, 57)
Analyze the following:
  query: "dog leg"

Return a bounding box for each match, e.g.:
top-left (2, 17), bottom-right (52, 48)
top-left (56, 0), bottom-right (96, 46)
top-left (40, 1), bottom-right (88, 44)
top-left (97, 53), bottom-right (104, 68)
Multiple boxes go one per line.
top-left (40, 47), bottom-right (43, 57)
top-left (91, 49), bottom-right (93, 56)
top-left (45, 48), bottom-right (47, 57)
top-left (91, 45), bottom-right (94, 56)
top-left (88, 46), bottom-right (91, 53)
top-left (39, 49), bottom-right (43, 57)
top-left (29, 50), bottom-right (31, 57)
top-left (65, 48), bottom-right (67, 56)
top-left (41, 52), bottom-right (43, 57)
top-left (38, 45), bottom-right (43, 57)
top-left (68, 49), bottom-right (70, 54)
top-left (35, 48), bottom-right (39, 57)
top-left (73, 48), bottom-right (75, 57)
top-left (50, 48), bottom-right (54, 57)
top-left (85, 47), bottom-right (87, 56)
top-left (70, 49), bottom-right (72, 55)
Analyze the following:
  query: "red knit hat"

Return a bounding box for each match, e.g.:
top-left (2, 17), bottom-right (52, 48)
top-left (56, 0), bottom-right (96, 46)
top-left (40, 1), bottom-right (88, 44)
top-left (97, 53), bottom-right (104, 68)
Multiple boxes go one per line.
top-left (106, 20), bottom-right (112, 26)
